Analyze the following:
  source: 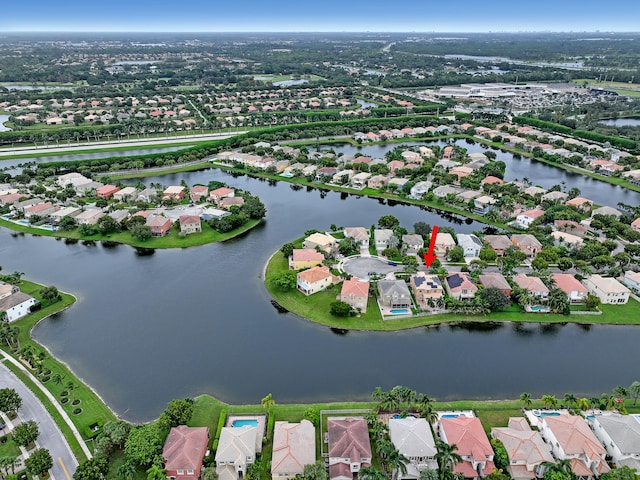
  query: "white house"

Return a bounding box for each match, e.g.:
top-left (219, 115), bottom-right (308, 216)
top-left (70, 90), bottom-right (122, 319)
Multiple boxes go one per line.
top-left (516, 209), bottom-right (545, 228)
top-left (0, 284), bottom-right (38, 322)
top-left (216, 427), bottom-right (258, 480)
top-left (623, 271), bottom-right (640, 294)
top-left (389, 417), bottom-right (437, 479)
top-left (582, 275), bottom-right (630, 305)
top-left (590, 413), bottom-right (640, 472)
top-left (457, 234), bottom-right (482, 258)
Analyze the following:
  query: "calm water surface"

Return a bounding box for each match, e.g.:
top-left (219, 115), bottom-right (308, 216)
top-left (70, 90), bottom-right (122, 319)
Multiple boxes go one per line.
top-left (598, 118), bottom-right (640, 127)
top-left (2, 170), bottom-right (639, 423)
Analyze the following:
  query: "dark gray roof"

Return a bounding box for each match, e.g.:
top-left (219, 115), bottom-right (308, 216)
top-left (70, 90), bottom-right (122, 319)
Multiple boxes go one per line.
top-left (0, 292), bottom-right (35, 311)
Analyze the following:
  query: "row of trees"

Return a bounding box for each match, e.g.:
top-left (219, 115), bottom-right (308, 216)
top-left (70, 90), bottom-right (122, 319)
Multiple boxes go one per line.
top-left (520, 381), bottom-right (640, 412)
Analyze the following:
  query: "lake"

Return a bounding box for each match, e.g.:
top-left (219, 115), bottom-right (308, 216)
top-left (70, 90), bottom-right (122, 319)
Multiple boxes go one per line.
top-left (327, 139), bottom-right (640, 207)
top-left (0, 168), bottom-right (637, 423)
top-left (598, 118), bottom-right (640, 127)
top-left (0, 115), bottom-right (11, 132)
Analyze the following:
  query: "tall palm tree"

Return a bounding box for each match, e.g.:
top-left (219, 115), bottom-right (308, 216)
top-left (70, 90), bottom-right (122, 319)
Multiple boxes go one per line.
top-left (372, 387), bottom-right (385, 403)
top-left (563, 393), bottom-right (577, 409)
top-left (577, 398), bottom-right (590, 411)
top-left (435, 440), bottom-right (462, 480)
top-left (613, 386), bottom-right (628, 403)
top-left (359, 466), bottom-right (388, 480)
top-left (541, 395), bottom-right (558, 408)
top-left (386, 447), bottom-right (410, 480)
top-left (519, 392), bottom-right (532, 409)
top-left (542, 459), bottom-right (576, 480)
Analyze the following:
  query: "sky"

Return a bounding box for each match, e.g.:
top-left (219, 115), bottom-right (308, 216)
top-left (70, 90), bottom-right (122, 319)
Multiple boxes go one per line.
top-left (2, 0), bottom-right (640, 33)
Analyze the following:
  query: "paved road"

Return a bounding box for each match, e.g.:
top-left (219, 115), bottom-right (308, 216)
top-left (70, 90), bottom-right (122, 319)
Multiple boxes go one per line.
top-left (0, 131), bottom-right (246, 157)
top-left (0, 360), bottom-right (77, 480)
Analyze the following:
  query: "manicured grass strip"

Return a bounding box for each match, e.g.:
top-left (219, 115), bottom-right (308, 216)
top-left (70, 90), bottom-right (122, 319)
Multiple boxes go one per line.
top-left (1, 281), bottom-right (118, 459)
top-left (0, 217), bottom-right (262, 249)
top-left (1, 359), bottom-right (88, 462)
top-left (108, 160), bottom-right (211, 179)
top-left (265, 247), bottom-right (640, 330)
top-left (0, 429), bottom-right (21, 457)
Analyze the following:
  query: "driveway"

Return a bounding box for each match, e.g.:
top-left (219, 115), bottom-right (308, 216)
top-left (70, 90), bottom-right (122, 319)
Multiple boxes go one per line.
top-left (342, 256), bottom-right (404, 280)
top-left (0, 360), bottom-right (77, 480)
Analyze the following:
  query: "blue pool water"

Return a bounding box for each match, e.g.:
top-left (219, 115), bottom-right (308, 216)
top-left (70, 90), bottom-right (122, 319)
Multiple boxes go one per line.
top-left (534, 411), bottom-right (561, 417)
top-left (442, 414), bottom-right (459, 418)
top-left (232, 419), bottom-right (259, 428)
top-left (390, 309), bottom-right (410, 314)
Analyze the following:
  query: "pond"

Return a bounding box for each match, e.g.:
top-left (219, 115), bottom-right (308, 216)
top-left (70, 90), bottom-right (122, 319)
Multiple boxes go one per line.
top-left (0, 115), bottom-right (11, 132)
top-left (598, 118), bottom-right (640, 127)
top-left (0, 168), bottom-right (634, 423)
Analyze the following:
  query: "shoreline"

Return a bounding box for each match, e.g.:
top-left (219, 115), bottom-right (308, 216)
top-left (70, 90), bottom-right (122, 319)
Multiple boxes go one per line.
top-left (263, 246), bottom-right (640, 331)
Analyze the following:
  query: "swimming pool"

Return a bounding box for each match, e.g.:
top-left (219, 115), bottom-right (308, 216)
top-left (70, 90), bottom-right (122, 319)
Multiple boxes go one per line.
top-left (529, 305), bottom-right (550, 312)
top-left (390, 309), bottom-right (410, 314)
top-left (533, 410), bottom-right (561, 417)
top-left (442, 414), bottom-right (460, 418)
top-left (232, 419), bottom-right (259, 428)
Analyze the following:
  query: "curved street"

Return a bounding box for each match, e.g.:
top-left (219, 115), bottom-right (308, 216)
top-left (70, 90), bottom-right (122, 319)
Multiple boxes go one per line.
top-left (0, 360), bottom-right (77, 480)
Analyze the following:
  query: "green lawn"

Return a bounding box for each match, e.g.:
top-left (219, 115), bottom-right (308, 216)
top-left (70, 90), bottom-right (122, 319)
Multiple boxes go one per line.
top-left (0, 431), bottom-right (21, 458)
top-left (0, 217), bottom-right (262, 249)
top-left (1, 280), bottom-right (118, 461)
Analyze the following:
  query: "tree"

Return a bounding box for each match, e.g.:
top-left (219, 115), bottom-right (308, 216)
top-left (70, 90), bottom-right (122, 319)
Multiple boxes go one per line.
top-left (59, 215), bottom-right (78, 230)
top-left (201, 466), bottom-right (219, 480)
top-left (261, 393), bottom-right (275, 411)
top-left (547, 288), bottom-right (570, 315)
top-left (241, 196), bottom-right (267, 219)
top-left (73, 458), bottom-right (109, 480)
top-left (478, 288), bottom-right (510, 312)
top-left (101, 420), bottom-right (131, 449)
top-left (303, 461), bottom-right (328, 480)
top-left (303, 407), bottom-right (320, 426)
top-left (39, 285), bottom-right (61, 304)
top-left (435, 440), bottom-right (462, 480)
top-left (125, 423), bottom-right (164, 466)
top-left (385, 446), bottom-right (410, 480)
top-left (116, 459), bottom-right (138, 480)
top-left (447, 246), bottom-right (464, 263)
top-left (97, 215), bottom-right (119, 235)
top-left (532, 256), bottom-right (549, 271)
top-left (490, 439), bottom-right (509, 470)
top-left (414, 222), bottom-right (431, 238)
top-left (146, 464), bottom-right (167, 480)
top-left (542, 459), bottom-right (576, 480)
top-left (339, 237), bottom-right (359, 256)
top-left (378, 215), bottom-right (400, 229)
top-left (418, 470), bottom-right (439, 480)
top-left (160, 398), bottom-right (194, 428)
top-left (479, 248), bottom-right (497, 262)
top-left (0, 388), bottom-right (22, 416)
top-left (330, 301), bottom-right (352, 317)
top-left (542, 395), bottom-right (558, 408)
top-left (130, 224), bottom-right (152, 242)
top-left (629, 381), bottom-right (640, 405)
top-left (280, 242), bottom-right (295, 258)
top-left (585, 294), bottom-right (600, 311)
top-left (25, 448), bottom-right (53, 477)
top-left (600, 466), bottom-right (638, 480)
top-left (359, 466), bottom-right (388, 480)
top-left (271, 271), bottom-right (297, 291)
top-left (13, 419), bottom-right (39, 447)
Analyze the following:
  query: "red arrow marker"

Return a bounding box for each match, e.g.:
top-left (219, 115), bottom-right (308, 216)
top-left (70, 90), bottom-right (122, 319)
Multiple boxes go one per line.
top-left (422, 225), bottom-right (439, 268)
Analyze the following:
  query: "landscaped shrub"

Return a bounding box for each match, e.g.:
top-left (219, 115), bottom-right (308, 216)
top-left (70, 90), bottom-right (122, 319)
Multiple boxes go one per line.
top-left (215, 410), bottom-right (227, 440)
top-left (72, 408), bottom-right (82, 415)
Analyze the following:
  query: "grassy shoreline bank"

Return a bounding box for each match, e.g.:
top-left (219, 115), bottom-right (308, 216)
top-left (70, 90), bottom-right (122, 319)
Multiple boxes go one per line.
top-left (264, 245), bottom-right (640, 330)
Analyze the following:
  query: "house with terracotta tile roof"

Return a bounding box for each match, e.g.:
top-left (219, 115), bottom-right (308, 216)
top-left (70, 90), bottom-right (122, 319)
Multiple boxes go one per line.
top-left (219, 197), bottom-right (245, 210)
top-left (289, 249), bottom-right (325, 271)
top-left (491, 418), bottom-right (554, 480)
top-left (438, 417), bottom-right (495, 480)
top-left (512, 274), bottom-right (549, 299)
top-left (631, 218), bottom-right (640, 233)
top-left (162, 425), bottom-right (209, 480)
top-left (582, 275), bottom-right (630, 304)
top-left (565, 197), bottom-right (594, 213)
top-left (163, 185), bottom-right (186, 200)
top-left (538, 415), bottom-right (609, 480)
top-left (303, 233), bottom-right (338, 256)
top-left (445, 273), bottom-right (478, 301)
top-left (551, 274), bottom-right (588, 303)
top-left (297, 266), bottom-right (339, 296)
top-left (554, 220), bottom-right (589, 238)
top-left (216, 426), bottom-right (258, 480)
top-left (483, 235), bottom-right (512, 256)
top-left (0, 193), bottom-right (27, 206)
top-left (146, 214), bottom-right (173, 237)
top-left (190, 185), bottom-right (209, 202)
top-left (271, 420), bottom-right (316, 480)
top-left (179, 215), bottom-right (202, 235)
top-left (96, 184), bottom-right (120, 200)
top-left (339, 278), bottom-right (369, 313)
top-left (328, 417), bottom-right (372, 480)
top-left (209, 187), bottom-right (235, 204)
top-left (591, 413), bottom-right (640, 472)
top-left (516, 209), bottom-right (545, 229)
top-left (480, 176), bottom-right (504, 187)
top-left (389, 417), bottom-right (437, 478)
top-left (511, 234), bottom-right (543, 257)
top-left (478, 273), bottom-right (511, 297)
top-left (23, 202), bottom-right (56, 219)
top-left (410, 273), bottom-right (444, 310)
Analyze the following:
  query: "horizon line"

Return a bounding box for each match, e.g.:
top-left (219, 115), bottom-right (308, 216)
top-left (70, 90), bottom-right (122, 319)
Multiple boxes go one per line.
top-left (2, 30), bottom-right (640, 34)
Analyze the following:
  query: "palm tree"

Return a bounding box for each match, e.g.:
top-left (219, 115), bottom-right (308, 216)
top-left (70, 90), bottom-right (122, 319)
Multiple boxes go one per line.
top-left (600, 393), bottom-right (616, 410)
top-left (435, 440), bottom-right (462, 480)
top-left (541, 395), bottom-right (557, 408)
top-left (261, 393), bottom-right (275, 411)
top-left (201, 466), bottom-right (218, 480)
top-left (613, 386), bottom-right (628, 403)
top-left (51, 373), bottom-right (65, 386)
top-left (359, 466), bottom-right (388, 480)
top-left (563, 393), bottom-right (577, 409)
top-left (386, 447), bottom-right (410, 480)
top-left (577, 398), bottom-right (590, 411)
top-left (519, 392), bottom-right (532, 409)
top-left (372, 387), bottom-right (385, 403)
top-left (542, 459), bottom-right (576, 480)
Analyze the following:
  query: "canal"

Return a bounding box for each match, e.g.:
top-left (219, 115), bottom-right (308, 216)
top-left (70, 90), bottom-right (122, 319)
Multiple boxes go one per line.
top-left (1, 168), bottom-right (639, 422)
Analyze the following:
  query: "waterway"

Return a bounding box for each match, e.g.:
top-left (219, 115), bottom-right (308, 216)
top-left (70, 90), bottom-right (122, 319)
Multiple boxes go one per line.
top-left (0, 115), bottom-right (10, 132)
top-left (0, 167), bottom-right (636, 423)
top-left (0, 145), bottom-right (193, 172)
top-left (598, 118), bottom-right (640, 127)
top-left (326, 139), bottom-right (640, 207)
